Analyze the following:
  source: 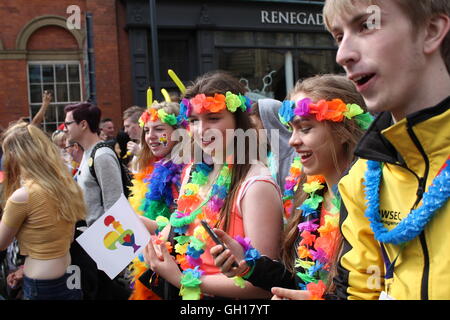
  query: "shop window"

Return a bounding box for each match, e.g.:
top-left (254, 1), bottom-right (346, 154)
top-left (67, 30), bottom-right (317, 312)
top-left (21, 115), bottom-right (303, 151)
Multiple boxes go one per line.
top-left (149, 30), bottom-right (196, 96)
top-left (254, 32), bottom-right (294, 47)
top-left (28, 62), bottom-right (82, 132)
top-left (158, 38), bottom-right (189, 82)
top-left (215, 31), bottom-right (341, 100)
top-left (295, 49), bottom-right (343, 79)
top-left (296, 32), bottom-right (336, 47)
top-left (216, 48), bottom-right (287, 100)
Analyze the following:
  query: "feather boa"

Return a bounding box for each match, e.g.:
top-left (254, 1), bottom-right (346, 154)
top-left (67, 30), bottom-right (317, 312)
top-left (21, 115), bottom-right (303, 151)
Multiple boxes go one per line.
top-left (139, 160), bottom-right (183, 220)
top-left (129, 165), bottom-right (155, 216)
top-left (128, 159), bottom-right (183, 300)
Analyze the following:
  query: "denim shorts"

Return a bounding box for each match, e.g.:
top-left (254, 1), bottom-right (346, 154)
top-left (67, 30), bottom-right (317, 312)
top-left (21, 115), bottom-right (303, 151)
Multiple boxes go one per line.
top-left (23, 272), bottom-right (83, 300)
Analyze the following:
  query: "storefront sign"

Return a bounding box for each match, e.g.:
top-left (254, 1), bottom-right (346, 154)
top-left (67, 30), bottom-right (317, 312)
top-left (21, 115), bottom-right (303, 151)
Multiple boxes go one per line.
top-left (261, 10), bottom-right (324, 26)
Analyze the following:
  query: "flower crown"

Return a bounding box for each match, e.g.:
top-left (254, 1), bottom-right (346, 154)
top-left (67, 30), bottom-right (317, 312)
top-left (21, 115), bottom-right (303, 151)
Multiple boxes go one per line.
top-left (179, 92), bottom-right (252, 120)
top-left (138, 107), bottom-right (180, 128)
top-left (279, 97), bottom-right (373, 130)
top-left (138, 80), bottom-right (185, 128)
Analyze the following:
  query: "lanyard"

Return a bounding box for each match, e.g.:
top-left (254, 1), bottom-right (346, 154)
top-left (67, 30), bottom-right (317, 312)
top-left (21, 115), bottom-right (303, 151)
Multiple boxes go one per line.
top-left (380, 243), bottom-right (405, 280)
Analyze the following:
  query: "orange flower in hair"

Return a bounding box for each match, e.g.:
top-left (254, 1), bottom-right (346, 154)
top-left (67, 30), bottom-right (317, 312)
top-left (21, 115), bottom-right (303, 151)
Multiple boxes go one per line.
top-left (149, 108), bottom-right (159, 122)
top-left (207, 93), bottom-right (227, 113)
top-left (324, 99), bottom-right (347, 122)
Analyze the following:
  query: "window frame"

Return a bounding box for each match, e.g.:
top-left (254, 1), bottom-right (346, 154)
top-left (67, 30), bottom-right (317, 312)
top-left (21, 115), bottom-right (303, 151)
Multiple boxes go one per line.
top-left (27, 60), bottom-right (83, 132)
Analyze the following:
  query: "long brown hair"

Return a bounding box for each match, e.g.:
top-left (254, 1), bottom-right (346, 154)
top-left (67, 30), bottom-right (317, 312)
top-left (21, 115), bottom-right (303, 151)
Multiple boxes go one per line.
top-left (183, 71), bottom-right (255, 231)
top-left (280, 74), bottom-right (368, 291)
top-left (1, 121), bottom-right (86, 223)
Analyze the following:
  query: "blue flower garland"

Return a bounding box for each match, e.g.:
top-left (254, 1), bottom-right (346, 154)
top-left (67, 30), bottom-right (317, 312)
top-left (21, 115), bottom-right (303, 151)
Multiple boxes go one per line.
top-left (363, 158), bottom-right (450, 245)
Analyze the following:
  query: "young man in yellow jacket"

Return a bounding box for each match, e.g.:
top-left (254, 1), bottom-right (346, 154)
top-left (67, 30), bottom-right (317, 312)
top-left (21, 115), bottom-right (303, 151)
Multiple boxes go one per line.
top-left (323, 0), bottom-right (450, 299)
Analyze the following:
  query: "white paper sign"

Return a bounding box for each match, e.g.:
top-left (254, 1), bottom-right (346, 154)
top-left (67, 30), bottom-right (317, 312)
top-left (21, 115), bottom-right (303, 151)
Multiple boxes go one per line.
top-left (76, 194), bottom-right (151, 279)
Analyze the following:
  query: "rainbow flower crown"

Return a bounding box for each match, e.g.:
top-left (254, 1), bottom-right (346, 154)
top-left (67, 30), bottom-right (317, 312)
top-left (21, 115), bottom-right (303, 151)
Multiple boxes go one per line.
top-left (279, 97), bottom-right (373, 130)
top-left (179, 92), bottom-right (252, 120)
top-left (138, 107), bottom-right (181, 128)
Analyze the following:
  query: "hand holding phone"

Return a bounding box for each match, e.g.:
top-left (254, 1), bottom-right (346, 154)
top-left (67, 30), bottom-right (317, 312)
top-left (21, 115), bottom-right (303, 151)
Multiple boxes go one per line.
top-left (200, 220), bottom-right (239, 268)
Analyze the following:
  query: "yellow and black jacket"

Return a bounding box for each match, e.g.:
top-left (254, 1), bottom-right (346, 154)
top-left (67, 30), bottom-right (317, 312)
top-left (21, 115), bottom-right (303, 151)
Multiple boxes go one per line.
top-left (336, 97), bottom-right (450, 300)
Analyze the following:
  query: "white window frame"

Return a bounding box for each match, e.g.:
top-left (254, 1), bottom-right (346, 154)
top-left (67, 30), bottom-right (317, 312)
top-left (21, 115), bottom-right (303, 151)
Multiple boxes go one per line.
top-left (27, 60), bottom-right (83, 132)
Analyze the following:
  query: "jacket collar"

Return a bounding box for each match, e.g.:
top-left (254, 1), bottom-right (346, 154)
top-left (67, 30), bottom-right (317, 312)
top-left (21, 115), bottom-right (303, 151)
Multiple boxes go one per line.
top-left (355, 96), bottom-right (450, 169)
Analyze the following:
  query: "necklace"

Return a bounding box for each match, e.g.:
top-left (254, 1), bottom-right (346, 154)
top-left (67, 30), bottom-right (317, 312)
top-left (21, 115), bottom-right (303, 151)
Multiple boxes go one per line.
top-left (295, 175), bottom-right (340, 300)
top-left (169, 162), bottom-right (233, 299)
top-left (128, 159), bottom-right (182, 300)
top-left (363, 157), bottom-right (450, 245)
top-left (282, 156), bottom-right (303, 219)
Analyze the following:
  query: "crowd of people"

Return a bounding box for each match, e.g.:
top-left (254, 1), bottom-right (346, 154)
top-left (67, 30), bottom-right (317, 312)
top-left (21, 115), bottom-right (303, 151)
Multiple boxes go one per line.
top-left (0, 0), bottom-right (449, 300)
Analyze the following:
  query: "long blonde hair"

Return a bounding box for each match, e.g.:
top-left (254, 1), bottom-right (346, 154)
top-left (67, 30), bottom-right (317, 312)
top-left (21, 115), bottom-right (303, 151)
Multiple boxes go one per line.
top-left (1, 121), bottom-right (86, 223)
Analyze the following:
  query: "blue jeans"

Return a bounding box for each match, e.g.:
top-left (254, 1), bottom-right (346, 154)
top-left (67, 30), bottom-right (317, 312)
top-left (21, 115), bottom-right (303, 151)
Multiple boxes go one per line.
top-left (23, 272), bottom-right (82, 300)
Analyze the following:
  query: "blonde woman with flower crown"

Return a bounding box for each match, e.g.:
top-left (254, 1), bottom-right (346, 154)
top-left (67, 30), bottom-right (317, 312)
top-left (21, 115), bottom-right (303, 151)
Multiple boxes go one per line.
top-left (140, 71), bottom-right (284, 300)
top-left (0, 121), bottom-right (86, 300)
top-left (211, 74), bottom-right (372, 300)
top-left (128, 101), bottom-right (186, 300)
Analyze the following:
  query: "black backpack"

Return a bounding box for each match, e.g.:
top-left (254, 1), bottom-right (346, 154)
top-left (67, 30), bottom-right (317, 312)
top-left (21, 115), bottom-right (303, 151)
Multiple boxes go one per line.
top-left (88, 141), bottom-right (133, 199)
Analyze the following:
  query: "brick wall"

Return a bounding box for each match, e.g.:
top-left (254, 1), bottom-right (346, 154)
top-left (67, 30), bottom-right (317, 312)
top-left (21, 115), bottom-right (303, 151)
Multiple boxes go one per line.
top-left (0, 0), bottom-right (131, 133)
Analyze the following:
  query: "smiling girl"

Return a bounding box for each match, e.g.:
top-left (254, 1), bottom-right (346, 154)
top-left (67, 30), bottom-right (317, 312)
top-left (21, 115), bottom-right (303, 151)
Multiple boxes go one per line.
top-left (141, 71), bottom-right (283, 300)
top-left (210, 74), bottom-right (372, 300)
top-left (128, 101), bottom-right (185, 300)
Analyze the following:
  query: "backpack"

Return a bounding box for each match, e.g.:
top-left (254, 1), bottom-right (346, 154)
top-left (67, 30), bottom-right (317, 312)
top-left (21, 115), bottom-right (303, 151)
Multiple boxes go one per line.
top-left (88, 141), bottom-right (133, 199)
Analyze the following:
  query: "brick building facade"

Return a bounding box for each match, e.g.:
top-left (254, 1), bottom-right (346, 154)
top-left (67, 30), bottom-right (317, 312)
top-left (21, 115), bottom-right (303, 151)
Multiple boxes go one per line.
top-left (0, 0), bottom-right (336, 134)
top-left (0, 0), bottom-right (133, 133)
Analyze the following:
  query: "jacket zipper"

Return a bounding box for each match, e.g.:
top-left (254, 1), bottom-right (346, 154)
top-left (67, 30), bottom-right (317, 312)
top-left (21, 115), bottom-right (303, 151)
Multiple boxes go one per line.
top-left (406, 124), bottom-right (430, 300)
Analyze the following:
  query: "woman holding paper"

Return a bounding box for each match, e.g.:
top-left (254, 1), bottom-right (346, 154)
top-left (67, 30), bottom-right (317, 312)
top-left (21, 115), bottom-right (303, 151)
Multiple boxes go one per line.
top-left (0, 121), bottom-right (86, 300)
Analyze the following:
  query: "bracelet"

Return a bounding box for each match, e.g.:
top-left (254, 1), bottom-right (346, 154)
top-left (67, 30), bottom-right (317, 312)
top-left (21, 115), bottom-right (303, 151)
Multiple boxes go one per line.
top-left (241, 264), bottom-right (255, 280)
top-left (231, 236), bottom-right (261, 288)
top-left (237, 265), bottom-right (251, 278)
top-left (179, 266), bottom-right (203, 300)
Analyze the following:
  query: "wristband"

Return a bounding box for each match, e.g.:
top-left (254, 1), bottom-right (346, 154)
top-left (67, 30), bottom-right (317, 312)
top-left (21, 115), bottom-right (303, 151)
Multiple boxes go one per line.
top-left (179, 266), bottom-right (203, 300)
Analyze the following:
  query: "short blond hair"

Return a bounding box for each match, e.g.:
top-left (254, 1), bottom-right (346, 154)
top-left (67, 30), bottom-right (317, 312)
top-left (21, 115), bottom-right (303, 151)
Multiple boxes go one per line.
top-left (323, 0), bottom-right (450, 72)
top-left (123, 106), bottom-right (145, 123)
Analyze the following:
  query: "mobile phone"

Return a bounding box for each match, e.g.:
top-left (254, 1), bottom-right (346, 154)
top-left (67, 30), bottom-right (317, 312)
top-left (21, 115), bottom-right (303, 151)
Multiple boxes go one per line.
top-left (200, 220), bottom-right (226, 247)
top-left (200, 220), bottom-right (238, 268)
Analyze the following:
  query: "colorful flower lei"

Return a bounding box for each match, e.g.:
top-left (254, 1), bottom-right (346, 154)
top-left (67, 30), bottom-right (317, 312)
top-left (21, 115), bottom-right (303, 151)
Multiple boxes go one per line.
top-left (294, 175), bottom-right (340, 300)
top-left (128, 160), bottom-right (182, 299)
top-left (282, 156), bottom-right (303, 220)
top-left (363, 157), bottom-right (450, 245)
top-left (279, 98), bottom-right (373, 131)
top-left (169, 162), bottom-right (233, 300)
top-left (138, 107), bottom-right (181, 128)
top-left (178, 92), bottom-right (252, 123)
